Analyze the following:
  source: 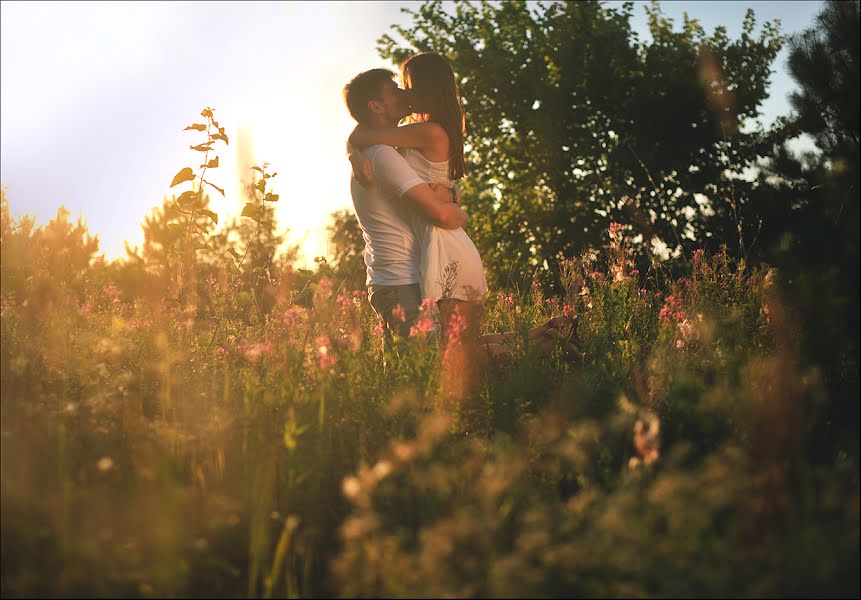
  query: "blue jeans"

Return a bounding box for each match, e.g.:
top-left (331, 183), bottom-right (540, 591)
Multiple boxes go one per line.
top-left (368, 283), bottom-right (422, 357)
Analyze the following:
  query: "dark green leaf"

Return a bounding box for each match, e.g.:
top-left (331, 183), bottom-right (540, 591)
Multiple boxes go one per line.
top-left (176, 190), bottom-right (199, 207)
top-left (241, 203), bottom-right (263, 221)
top-left (198, 209), bottom-right (218, 224)
top-left (170, 167), bottom-right (195, 188)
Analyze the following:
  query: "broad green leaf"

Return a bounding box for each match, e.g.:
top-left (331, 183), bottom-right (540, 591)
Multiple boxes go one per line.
top-left (201, 157), bottom-right (219, 169)
top-left (241, 203), bottom-right (263, 221)
top-left (255, 180), bottom-right (266, 192)
top-left (176, 190), bottom-right (199, 207)
top-left (201, 108), bottom-right (213, 118)
top-left (170, 167), bottom-right (195, 187)
top-left (184, 123), bottom-right (207, 131)
top-left (198, 209), bottom-right (218, 224)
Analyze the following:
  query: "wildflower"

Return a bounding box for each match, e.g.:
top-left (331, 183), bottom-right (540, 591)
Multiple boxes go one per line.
top-left (244, 341), bottom-right (272, 361)
top-left (314, 277), bottom-right (333, 302)
top-left (316, 335), bottom-right (337, 371)
top-left (391, 304), bottom-right (406, 323)
top-left (103, 283), bottom-right (119, 300)
top-left (409, 316), bottom-right (435, 337)
top-left (633, 413), bottom-right (660, 465)
top-left (342, 476), bottom-right (361, 500)
top-left (79, 302), bottom-right (93, 315)
top-left (693, 248), bottom-right (705, 264)
top-left (337, 294), bottom-right (353, 312)
top-left (609, 221), bottom-right (624, 242)
top-left (372, 460), bottom-right (393, 480)
top-left (498, 293), bottom-right (515, 312)
top-left (282, 306), bottom-right (307, 330)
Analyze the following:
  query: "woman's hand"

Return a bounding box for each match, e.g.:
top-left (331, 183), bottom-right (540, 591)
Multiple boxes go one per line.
top-left (428, 183), bottom-right (462, 205)
top-left (347, 142), bottom-right (375, 188)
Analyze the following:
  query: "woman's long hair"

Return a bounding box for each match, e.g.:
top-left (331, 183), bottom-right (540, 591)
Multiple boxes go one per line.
top-left (401, 52), bottom-right (466, 181)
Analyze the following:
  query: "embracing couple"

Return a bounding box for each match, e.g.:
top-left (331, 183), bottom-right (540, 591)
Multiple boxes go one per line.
top-left (342, 53), bottom-right (578, 381)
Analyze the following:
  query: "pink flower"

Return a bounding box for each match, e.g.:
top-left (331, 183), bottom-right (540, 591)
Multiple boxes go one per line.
top-left (79, 302), bottom-right (93, 315)
top-left (244, 341), bottom-right (272, 361)
top-left (498, 293), bottom-right (515, 312)
top-left (410, 317), bottom-right (435, 337)
top-left (563, 302), bottom-right (577, 318)
top-left (316, 335), bottom-right (337, 371)
top-left (391, 304), bottom-right (406, 323)
top-left (315, 278), bottom-right (333, 302)
top-left (103, 283), bottom-right (119, 300)
top-left (282, 306), bottom-right (307, 329)
top-left (693, 249), bottom-right (705, 264)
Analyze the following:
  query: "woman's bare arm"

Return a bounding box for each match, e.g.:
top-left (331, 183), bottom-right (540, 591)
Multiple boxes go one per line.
top-left (348, 122), bottom-right (447, 152)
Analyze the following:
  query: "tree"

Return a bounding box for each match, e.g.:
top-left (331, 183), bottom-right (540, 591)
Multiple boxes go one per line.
top-left (749, 0), bottom-right (860, 464)
top-left (787, 0), bottom-right (860, 161)
top-left (377, 0), bottom-right (783, 286)
top-left (326, 208), bottom-right (367, 292)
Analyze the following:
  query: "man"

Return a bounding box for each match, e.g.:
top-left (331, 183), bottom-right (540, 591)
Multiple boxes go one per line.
top-left (342, 68), bottom-right (467, 356)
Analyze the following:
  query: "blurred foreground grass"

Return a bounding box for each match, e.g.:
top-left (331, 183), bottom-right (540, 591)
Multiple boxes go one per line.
top-left (1, 198), bottom-right (858, 598)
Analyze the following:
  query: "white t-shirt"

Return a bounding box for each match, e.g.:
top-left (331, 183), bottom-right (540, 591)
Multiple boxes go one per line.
top-left (350, 144), bottom-right (425, 286)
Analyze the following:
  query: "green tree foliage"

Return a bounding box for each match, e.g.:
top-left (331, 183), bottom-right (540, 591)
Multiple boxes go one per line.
top-left (749, 0), bottom-right (860, 464)
top-left (1, 187), bottom-right (101, 306)
top-left (326, 208), bottom-right (367, 292)
top-left (375, 0), bottom-right (783, 286)
top-left (787, 0), bottom-right (860, 160)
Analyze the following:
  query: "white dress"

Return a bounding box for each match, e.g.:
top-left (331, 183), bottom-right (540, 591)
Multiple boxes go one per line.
top-left (402, 148), bottom-right (489, 303)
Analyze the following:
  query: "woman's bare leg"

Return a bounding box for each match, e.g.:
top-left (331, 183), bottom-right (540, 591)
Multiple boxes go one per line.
top-left (479, 315), bottom-right (576, 355)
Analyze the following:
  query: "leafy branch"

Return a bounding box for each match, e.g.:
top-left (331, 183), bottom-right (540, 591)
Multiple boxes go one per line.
top-left (168, 106), bottom-right (228, 304)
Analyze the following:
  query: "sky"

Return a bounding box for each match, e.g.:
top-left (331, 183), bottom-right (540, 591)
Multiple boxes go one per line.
top-left (1, 0), bottom-right (825, 265)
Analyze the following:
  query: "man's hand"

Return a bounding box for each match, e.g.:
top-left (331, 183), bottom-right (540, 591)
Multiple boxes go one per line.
top-left (347, 142), bottom-right (375, 188)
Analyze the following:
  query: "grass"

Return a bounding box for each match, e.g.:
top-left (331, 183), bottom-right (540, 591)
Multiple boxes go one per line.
top-left (1, 200), bottom-right (858, 598)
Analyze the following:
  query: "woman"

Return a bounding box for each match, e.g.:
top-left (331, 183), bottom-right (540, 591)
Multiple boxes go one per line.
top-left (348, 52), bottom-right (577, 362)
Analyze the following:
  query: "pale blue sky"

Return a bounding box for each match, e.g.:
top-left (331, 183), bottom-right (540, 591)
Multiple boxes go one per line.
top-left (1, 1), bottom-right (824, 264)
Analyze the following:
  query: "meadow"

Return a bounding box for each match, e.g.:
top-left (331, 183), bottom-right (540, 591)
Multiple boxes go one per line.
top-left (1, 167), bottom-right (857, 597)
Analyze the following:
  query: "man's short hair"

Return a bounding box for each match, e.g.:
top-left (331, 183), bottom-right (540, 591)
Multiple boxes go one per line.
top-left (343, 68), bottom-right (396, 123)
